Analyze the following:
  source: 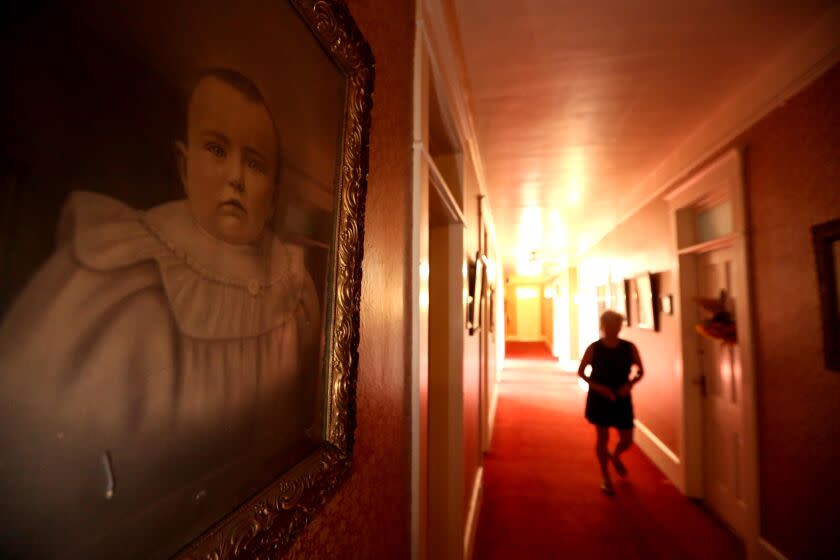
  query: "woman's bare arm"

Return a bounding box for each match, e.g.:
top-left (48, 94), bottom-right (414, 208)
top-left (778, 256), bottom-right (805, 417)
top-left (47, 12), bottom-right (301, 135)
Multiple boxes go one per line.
top-left (616, 343), bottom-right (645, 398)
top-left (577, 344), bottom-right (594, 381)
top-left (630, 343), bottom-right (644, 385)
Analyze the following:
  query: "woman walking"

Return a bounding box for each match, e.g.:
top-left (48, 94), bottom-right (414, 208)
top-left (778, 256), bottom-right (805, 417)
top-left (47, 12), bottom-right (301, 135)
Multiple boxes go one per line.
top-left (577, 310), bottom-right (644, 494)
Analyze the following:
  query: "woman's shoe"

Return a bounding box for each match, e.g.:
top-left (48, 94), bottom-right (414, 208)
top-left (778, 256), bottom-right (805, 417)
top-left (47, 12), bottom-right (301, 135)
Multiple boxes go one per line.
top-left (600, 480), bottom-right (615, 495)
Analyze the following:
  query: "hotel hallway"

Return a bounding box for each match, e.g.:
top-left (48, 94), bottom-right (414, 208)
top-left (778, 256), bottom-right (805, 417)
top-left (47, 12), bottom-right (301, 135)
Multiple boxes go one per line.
top-left (474, 344), bottom-right (744, 559)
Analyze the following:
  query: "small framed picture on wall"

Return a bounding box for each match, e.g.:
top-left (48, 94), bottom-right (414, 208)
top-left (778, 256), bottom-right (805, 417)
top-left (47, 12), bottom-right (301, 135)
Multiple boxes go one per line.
top-left (634, 272), bottom-right (658, 331)
top-left (609, 279), bottom-right (629, 325)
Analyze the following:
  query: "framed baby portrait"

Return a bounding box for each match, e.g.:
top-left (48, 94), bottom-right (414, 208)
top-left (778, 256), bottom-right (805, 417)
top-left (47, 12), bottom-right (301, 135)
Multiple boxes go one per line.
top-left (0, 1), bottom-right (372, 558)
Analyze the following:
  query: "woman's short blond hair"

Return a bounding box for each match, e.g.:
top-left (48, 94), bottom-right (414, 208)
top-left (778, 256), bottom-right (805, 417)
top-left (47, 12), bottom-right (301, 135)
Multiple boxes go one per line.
top-left (600, 310), bottom-right (625, 329)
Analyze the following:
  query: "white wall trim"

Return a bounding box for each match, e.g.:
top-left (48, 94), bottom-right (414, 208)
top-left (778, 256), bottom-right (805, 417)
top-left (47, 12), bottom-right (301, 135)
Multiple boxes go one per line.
top-left (668, 149), bottom-right (762, 559)
top-left (419, 0), bottom-right (497, 235)
top-left (414, 5), bottom-right (500, 559)
top-left (581, 3), bottom-right (840, 257)
top-left (758, 538), bottom-right (790, 560)
top-left (463, 466), bottom-right (484, 560)
top-left (633, 419), bottom-right (682, 488)
top-left (409, 20), bottom-right (428, 560)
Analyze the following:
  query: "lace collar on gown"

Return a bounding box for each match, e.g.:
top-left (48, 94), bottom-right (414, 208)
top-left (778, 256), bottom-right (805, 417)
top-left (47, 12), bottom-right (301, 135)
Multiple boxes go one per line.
top-left (61, 191), bottom-right (308, 340)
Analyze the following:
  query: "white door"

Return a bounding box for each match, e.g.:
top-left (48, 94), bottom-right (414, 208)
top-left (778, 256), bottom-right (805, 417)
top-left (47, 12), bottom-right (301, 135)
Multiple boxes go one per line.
top-left (515, 288), bottom-right (541, 341)
top-left (696, 247), bottom-right (746, 537)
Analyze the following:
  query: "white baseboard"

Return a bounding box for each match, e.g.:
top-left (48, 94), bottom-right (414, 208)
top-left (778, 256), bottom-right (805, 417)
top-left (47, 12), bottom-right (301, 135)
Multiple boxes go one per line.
top-left (757, 538), bottom-right (789, 560)
top-left (633, 418), bottom-right (682, 488)
top-left (463, 466), bottom-right (484, 560)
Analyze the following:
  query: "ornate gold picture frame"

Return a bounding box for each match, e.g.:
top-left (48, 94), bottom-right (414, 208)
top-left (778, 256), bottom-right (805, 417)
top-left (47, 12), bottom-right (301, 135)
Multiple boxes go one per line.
top-left (0, 0), bottom-right (373, 558)
top-left (180, 2), bottom-right (373, 557)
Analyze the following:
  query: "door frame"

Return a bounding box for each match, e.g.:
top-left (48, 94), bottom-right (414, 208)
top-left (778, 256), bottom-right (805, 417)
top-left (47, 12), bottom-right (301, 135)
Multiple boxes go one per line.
top-left (411, 4), bottom-right (469, 558)
top-left (665, 149), bottom-right (761, 559)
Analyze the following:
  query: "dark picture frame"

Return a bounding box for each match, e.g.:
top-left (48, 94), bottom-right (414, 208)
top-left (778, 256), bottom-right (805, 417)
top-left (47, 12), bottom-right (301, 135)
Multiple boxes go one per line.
top-left (0, 1), bottom-right (374, 558)
top-left (812, 217), bottom-right (840, 371)
top-left (623, 279), bottom-right (633, 326)
top-left (468, 253), bottom-right (485, 335)
top-left (660, 294), bottom-right (674, 315)
top-left (609, 279), bottom-right (629, 325)
top-left (488, 288), bottom-right (496, 333)
top-left (596, 284), bottom-right (608, 318)
top-left (634, 272), bottom-right (660, 331)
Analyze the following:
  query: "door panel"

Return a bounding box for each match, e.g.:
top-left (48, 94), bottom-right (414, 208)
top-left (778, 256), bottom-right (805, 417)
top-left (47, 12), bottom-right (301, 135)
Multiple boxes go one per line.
top-left (697, 248), bottom-right (746, 537)
top-left (515, 288), bottom-right (541, 341)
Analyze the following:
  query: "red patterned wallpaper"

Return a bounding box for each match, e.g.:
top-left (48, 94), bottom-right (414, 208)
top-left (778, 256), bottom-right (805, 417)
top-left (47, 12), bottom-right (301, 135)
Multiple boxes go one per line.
top-left (284, 0), bottom-right (414, 558)
top-left (741, 62), bottom-right (840, 559)
top-left (577, 60), bottom-right (840, 559)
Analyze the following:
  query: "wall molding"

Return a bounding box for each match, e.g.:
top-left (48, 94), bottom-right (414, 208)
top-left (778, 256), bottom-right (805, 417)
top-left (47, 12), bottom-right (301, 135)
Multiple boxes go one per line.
top-left (758, 538), bottom-right (790, 560)
top-left (418, 1), bottom-right (498, 246)
top-left (633, 419), bottom-right (682, 489)
top-left (463, 466), bottom-right (484, 560)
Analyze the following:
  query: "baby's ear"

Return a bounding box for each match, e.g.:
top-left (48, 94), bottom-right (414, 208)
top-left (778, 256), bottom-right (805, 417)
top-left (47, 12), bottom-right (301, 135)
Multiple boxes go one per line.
top-left (174, 140), bottom-right (188, 186)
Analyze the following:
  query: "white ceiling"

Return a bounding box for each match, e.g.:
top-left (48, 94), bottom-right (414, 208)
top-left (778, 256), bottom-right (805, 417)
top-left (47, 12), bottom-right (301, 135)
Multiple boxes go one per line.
top-left (451, 0), bottom-right (836, 271)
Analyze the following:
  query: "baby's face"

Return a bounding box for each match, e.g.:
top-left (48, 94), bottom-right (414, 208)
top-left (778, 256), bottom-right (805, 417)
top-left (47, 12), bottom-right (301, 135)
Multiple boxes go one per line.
top-left (177, 77), bottom-right (278, 246)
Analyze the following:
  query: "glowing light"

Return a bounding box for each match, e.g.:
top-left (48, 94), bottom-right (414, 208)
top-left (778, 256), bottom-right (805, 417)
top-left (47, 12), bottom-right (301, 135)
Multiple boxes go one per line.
top-left (419, 260), bottom-right (430, 311)
top-left (547, 211), bottom-right (567, 248)
top-left (577, 236), bottom-right (592, 256)
top-left (543, 287), bottom-right (555, 299)
top-left (516, 257), bottom-right (541, 277)
top-left (515, 287), bottom-right (539, 299)
top-left (518, 207), bottom-right (544, 250)
top-left (484, 258), bottom-right (497, 285)
top-left (564, 147), bottom-right (586, 207)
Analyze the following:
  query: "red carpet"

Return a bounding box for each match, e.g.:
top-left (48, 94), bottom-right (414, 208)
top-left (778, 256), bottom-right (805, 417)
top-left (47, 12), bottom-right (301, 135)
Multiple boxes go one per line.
top-left (505, 341), bottom-right (555, 360)
top-left (474, 360), bottom-right (744, 560)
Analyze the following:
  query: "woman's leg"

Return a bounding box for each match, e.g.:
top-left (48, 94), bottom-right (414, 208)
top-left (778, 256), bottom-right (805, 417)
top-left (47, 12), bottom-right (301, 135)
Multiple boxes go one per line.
top-left (595, 426), bottom-right (612, 490)
top-left (611, 428), bottom-right (634, 477)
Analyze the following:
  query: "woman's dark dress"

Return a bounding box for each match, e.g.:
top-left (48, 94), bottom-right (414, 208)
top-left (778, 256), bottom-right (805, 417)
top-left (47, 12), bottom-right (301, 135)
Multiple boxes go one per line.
top-left (584, 339), bottom-right (635, 429)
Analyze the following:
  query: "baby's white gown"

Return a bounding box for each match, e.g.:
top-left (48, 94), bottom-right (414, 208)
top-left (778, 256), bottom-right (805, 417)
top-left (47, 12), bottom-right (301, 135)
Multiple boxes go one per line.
top-left (0, 191), bottom-right (320, 558)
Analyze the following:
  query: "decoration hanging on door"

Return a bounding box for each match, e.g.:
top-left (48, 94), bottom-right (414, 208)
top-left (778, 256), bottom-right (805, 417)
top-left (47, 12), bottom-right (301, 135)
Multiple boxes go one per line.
top-left (694, 290), bottom-right (737, 345)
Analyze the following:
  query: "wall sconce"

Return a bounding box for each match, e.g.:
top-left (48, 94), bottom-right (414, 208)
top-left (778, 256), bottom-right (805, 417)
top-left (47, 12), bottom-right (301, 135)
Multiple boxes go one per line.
top-left (660, 294), bottom-right (674, 315)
